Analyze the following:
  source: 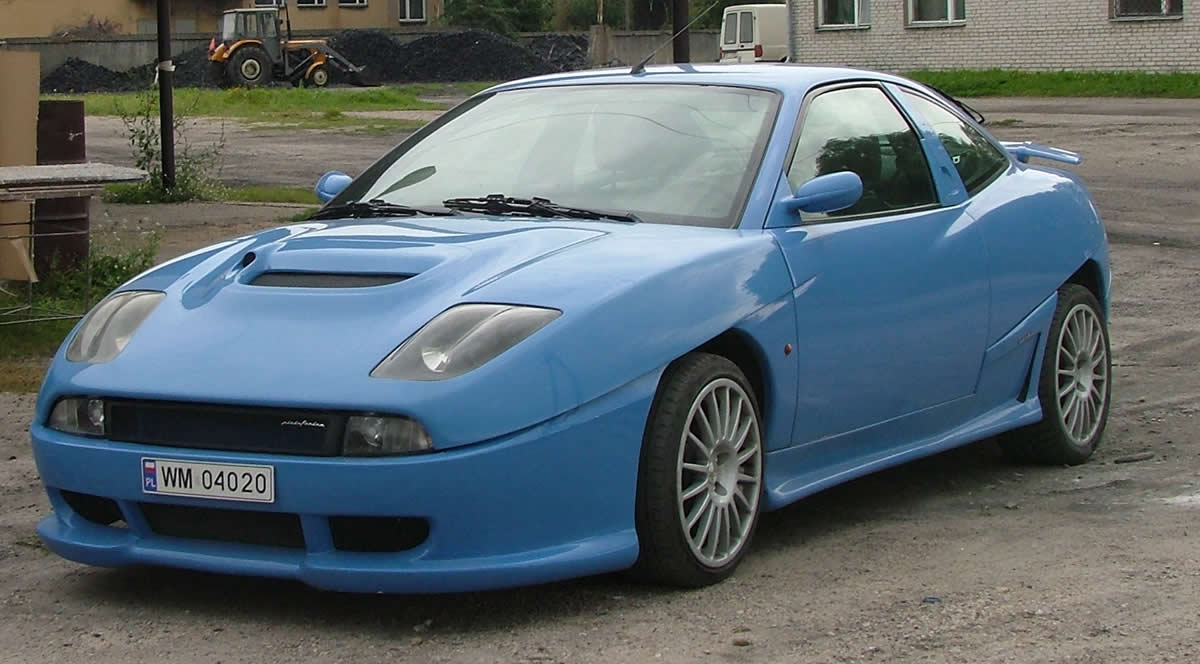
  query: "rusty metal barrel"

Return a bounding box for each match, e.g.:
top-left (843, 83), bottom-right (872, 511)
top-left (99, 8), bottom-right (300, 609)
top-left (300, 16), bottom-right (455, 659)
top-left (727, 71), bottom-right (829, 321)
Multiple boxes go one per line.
top-left (33, 100), bottom-right (90, 275)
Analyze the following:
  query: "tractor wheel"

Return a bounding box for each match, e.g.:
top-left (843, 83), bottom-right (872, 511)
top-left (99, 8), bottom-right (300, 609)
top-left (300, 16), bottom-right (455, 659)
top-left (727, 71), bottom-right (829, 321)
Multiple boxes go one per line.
top-left (228, 46), bottom-right (271, 88)
top-left (306, 65), bottom-right (330, 88)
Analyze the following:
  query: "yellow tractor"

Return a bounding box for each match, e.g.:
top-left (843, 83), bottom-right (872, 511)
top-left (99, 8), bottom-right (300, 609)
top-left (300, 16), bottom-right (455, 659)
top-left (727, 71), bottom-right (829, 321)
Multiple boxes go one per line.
top-left (207, 3), bottom-right (367, 88)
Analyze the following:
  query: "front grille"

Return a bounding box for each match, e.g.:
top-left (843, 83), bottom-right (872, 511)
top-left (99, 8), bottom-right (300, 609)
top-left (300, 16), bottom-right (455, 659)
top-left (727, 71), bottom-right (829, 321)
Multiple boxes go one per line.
top-left (107, 400), bottom-right (345, 456)
top-left (139, 502), bottom-right (305, 549)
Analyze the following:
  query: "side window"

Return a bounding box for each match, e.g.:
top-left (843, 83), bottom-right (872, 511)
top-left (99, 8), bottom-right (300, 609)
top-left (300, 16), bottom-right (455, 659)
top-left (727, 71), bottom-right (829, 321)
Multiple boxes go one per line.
top-left (901, 90), bottom-right (1010, 196)
top-left (788, 86), bottom-right (936, 218)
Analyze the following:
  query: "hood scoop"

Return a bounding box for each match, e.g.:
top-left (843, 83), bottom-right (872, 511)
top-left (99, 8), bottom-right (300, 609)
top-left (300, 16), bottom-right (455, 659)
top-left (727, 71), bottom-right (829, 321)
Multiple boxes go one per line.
top-left (249, 272), bottom-right (411, 288)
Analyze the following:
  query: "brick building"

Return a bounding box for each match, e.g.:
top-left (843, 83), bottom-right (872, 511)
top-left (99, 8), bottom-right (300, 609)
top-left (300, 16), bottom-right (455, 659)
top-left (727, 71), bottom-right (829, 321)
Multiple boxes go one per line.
top-left (788, 1), bottom-right (1198, 72)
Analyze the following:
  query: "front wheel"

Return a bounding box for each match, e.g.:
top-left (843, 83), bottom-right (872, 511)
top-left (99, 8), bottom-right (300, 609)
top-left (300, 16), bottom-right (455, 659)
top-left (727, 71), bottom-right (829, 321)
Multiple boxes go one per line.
top-left (305, 64), bottom-right (329, 88)
top-left (1000, 284), bottom-right (1111, 465)
top-left (635, 353), bottom-right (764, 587)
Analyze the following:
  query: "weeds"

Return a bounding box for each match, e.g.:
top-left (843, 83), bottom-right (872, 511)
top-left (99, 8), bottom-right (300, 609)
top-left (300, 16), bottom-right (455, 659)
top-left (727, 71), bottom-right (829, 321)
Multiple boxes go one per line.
top-left (104, 87), bottom-right (226, 204)
top-left (0, 230), bottom-right (160, 391)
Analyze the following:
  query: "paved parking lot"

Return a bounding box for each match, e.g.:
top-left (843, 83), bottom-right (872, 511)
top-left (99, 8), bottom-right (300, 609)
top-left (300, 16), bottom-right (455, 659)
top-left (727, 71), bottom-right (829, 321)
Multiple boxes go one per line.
top-left (1, 96), bottom-right (1198, 663)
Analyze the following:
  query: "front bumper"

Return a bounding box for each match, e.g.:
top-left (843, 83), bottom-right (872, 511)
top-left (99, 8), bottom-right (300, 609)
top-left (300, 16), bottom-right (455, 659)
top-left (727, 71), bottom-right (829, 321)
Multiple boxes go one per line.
top-left (31, 375), bottom-right (656, 594)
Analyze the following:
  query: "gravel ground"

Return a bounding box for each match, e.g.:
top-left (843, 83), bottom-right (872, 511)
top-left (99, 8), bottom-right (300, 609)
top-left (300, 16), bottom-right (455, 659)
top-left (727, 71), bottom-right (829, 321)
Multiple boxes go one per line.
top-left (2, 97), bottom-right (1199, 663)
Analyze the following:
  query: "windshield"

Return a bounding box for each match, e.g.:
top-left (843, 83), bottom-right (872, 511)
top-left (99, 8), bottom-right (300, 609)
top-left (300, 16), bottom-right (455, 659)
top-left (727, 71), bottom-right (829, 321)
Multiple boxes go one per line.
top-left (338, 84), bottom-right (780, 227)
top-left (221, 14), bottom-right (236, 41)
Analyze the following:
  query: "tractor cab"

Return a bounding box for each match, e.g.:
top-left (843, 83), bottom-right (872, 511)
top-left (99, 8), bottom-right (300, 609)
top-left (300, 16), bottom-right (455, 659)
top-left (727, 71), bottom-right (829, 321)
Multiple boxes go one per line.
top-left (208, 5), bottom-right (365, 88)
top-left (218, 9), bottom-right (282, 57)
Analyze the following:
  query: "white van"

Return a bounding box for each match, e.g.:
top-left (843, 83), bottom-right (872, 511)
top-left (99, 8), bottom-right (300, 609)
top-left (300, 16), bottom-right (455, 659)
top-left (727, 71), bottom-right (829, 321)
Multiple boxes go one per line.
top-left (719, 4), bottom-right (788, 63)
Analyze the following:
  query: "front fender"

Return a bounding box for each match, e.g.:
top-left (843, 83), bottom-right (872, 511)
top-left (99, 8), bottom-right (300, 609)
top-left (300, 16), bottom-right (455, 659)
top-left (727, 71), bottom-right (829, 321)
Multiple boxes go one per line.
top-left (462, 229), bottom-right (799, 450)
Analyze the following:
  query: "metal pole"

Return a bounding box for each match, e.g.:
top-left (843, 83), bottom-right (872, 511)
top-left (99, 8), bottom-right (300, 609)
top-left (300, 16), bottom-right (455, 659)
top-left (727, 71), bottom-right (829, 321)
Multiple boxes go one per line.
top-left (672, 0), bottom-right (690, 63)
top-left (156, 0), bottom-right (176, 190)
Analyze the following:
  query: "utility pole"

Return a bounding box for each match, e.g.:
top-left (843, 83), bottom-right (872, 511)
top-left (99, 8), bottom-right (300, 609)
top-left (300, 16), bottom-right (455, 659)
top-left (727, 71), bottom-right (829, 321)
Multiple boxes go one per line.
top-left (156, 0), bottom-right (176, 189)
top-left (672, 0), bottom-right (690, 63)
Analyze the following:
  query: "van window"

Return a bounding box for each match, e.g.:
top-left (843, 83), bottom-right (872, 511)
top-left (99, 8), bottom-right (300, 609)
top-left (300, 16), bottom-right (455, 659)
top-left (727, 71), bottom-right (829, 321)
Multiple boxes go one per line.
top-left (739, 11), bottom-right (754, 42)
top-left (723, 13), bottom-right (738, 45)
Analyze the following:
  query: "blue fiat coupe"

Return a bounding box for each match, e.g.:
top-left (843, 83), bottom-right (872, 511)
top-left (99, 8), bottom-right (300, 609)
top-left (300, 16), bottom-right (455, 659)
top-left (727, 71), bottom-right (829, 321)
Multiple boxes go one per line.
top-left (31, 63), bottom-right (1111, 593)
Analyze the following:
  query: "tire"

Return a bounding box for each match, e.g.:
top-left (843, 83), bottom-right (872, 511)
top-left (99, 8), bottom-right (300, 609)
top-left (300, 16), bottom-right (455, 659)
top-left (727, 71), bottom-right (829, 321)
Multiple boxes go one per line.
top-left (306, 64), bottom-right (330, 88)
top-left (634, 352), bottom-right (765, 587)
top-left (227, 46), bottom-right (271, 88)
top-left (999, 284), bottom-right (1111, 465)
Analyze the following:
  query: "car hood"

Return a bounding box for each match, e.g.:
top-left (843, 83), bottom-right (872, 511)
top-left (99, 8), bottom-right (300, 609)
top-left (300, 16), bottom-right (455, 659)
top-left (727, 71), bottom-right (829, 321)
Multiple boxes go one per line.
top-left (43, 215), bottom-right (789, 448)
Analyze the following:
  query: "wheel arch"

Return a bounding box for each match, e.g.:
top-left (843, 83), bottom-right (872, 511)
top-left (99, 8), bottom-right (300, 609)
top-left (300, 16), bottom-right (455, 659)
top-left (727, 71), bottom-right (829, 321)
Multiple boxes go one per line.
top-left (1066, 259), bottom-right (1107, 318)
top-left (693, 329), bottom-right (770, 431)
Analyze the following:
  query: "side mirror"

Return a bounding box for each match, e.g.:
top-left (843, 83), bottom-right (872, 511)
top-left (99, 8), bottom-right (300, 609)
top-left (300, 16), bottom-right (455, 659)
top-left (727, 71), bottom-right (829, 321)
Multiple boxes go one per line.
top-left (780, 171), bottom-right (863, 215)
top-left (315, 170), bottom-right (353, 203)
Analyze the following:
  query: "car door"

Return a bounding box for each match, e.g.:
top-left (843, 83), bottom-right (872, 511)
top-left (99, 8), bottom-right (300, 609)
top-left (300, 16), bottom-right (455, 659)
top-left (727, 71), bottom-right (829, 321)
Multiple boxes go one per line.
top-left (258, 12), bottom-right (282, 63)
top-left (767, 83), bottom-right (991, 450)
top-left (735, 9), bottom-right (755, 62)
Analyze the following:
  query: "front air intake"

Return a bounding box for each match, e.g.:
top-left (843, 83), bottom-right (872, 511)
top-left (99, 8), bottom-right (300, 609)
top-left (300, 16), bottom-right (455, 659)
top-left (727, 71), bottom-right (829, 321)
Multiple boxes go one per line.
top-left (249, 272), bottom-right (410, 288)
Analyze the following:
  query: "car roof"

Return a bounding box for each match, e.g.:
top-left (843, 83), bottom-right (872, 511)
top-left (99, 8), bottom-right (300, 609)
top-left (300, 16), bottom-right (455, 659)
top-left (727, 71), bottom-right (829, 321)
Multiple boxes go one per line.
top-left (486, 63), bottom-right (920, 99)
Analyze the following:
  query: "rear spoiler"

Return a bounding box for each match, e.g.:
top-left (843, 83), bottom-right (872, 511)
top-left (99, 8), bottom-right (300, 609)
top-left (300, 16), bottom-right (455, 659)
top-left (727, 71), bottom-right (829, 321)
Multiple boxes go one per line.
top-left (1000, 141), bottom-right (1082, 166)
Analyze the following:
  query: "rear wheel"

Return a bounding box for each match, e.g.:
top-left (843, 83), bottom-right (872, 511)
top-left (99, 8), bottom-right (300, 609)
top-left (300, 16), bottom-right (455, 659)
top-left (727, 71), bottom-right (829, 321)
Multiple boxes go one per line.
top-left (635, 353), bottom-right (764, 587)
top-left (228, 46), bottom-right (270, 88)
top-left (999, 284), bottom-right (1111, 465)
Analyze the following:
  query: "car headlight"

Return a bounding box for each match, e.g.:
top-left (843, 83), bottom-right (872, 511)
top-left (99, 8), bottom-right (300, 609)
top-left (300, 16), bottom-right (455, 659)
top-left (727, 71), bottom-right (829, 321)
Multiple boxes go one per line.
top-left (66, 290), bottom-right (165, 364)
top-left (371, 304), bottom-right (560, 381)
top-left (48, 397), bottom-right (106, 436)
top-left (344, 415), bottom-right (433, 456)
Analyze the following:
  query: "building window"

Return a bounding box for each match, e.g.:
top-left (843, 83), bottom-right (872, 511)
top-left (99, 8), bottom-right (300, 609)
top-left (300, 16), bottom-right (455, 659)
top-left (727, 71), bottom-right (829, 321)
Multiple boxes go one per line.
top-left (1114, 0), bottom-right (1182, 17)
top-left (817, 0), bottom-right (871, 28)
top-left (400, 0), bottom-right (426, 21)
top-left (295, 0), bottom-right (328, 7)
top-left (908, 0), bottom-right (966, 24)
top-left (339, 0), bottom-right (368, 5)
top-left (254, 0), bottom-right (283, 5)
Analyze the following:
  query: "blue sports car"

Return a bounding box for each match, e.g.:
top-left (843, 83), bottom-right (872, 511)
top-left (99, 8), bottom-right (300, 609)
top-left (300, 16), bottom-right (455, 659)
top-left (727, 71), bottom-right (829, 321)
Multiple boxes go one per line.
top-left (31, 63), bottom-right (1111, 593)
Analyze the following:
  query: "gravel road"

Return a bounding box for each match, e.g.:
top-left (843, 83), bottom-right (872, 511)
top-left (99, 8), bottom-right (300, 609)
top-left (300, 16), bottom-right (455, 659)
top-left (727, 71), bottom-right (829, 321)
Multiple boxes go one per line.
top-left (2, 97), bottom-right (1198, 663)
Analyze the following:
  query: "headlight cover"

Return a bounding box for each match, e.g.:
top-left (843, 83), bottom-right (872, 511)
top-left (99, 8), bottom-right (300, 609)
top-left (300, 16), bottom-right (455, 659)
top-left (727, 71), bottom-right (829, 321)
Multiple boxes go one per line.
top-left (371, 303), bottom-right (560, 381)
top-left (48, 397), bottom-right (106, 436)
top-left (66, 290), bottom-right (164, 364)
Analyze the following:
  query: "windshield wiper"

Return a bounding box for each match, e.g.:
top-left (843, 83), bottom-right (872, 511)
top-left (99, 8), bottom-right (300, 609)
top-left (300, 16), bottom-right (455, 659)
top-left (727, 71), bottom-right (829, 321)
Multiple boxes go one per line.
top-left (442, 194), bottom-right (641, 223)
top-left (309, 199), bottom-right (456, 221)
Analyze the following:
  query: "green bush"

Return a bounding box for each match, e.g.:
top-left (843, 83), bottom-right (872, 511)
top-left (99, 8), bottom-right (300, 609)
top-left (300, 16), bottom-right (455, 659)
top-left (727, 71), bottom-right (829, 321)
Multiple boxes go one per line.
top-left (34, 231), bottom-right (161, 303)
top-left (443, 0), bottom-right (551, 36)
top-left (565, 0), bottom-right (624, 29)
top-left (104, 87), bottom-right (226, 204)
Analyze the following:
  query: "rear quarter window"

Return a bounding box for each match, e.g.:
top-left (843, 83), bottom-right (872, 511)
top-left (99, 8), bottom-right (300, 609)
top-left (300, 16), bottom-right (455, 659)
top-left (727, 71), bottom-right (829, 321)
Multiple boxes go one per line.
top-left (902, 90), bottom-right (1011, 197)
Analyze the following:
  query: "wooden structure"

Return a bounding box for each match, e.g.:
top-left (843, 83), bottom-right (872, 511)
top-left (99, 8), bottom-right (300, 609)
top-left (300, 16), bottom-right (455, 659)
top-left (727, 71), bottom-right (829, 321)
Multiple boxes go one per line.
top-left (0, 163), bottom-right (147, 325)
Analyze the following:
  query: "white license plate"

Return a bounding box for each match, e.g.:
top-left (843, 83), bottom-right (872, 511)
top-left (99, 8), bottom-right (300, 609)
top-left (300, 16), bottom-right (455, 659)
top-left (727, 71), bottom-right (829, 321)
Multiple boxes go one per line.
top-left (141, 458), bottom-right (275, 503)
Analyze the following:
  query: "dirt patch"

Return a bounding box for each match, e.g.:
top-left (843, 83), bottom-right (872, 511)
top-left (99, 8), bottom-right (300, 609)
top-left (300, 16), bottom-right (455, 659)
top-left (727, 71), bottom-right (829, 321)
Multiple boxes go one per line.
top-left (1, 98), bottom-right (1198, 663)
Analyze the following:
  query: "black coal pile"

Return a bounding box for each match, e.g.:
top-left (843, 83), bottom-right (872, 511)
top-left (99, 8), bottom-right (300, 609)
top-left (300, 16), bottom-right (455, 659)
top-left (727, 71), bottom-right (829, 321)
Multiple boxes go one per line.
top-left (328, 29), bottom-right (556, 83)
top-left (396, 30), bottom-right (556, 81)
top-left (126, 46), bottom-right (223, 89)
top-left (526, 34), bottom-right (590, 73)
top-left (40, 58), bottom-right (135, 93)
top-left (328, 29), bottom-right (407, 82)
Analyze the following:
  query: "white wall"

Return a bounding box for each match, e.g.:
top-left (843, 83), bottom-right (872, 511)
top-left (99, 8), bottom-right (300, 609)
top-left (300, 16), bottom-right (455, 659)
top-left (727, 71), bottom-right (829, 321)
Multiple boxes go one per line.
top-left (787, 0), bottom-right (1200, 72)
